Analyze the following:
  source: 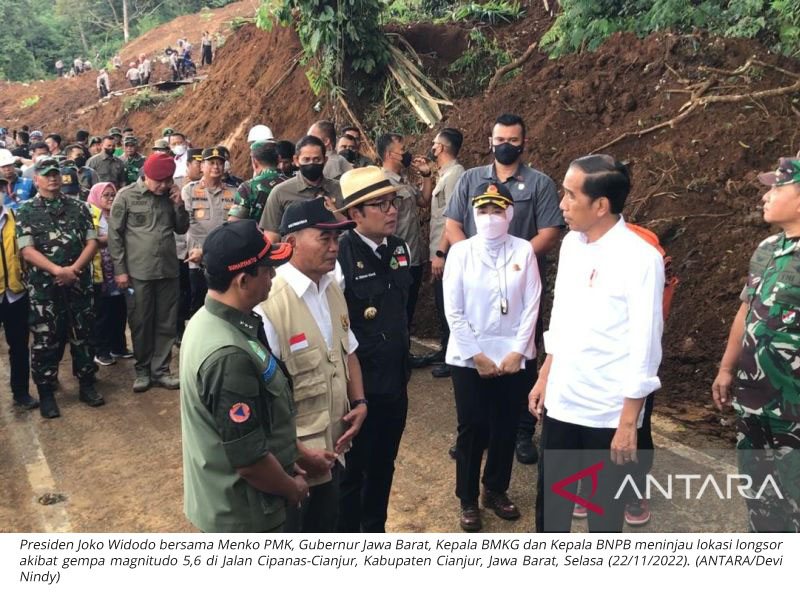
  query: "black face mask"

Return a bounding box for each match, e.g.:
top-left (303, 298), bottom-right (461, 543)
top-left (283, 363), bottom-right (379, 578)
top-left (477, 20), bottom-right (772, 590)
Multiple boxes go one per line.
top-left (426, 147), bottom-right (438, 162)
top-left (104, 147), bottom-right (115, 156)
top-left (401, 151), bottom-right (412, 168)
top-left (73, 156), bottom-right (87, 168)
top-left (339, 149), bottom-right (356, 164)
top-left (492, 143), bottom-right (523, 166)
top-left (299, 163), bottom-right (324, 181)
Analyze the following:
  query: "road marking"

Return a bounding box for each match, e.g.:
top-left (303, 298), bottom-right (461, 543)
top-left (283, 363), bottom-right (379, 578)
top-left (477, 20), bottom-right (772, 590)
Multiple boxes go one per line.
top-left (0, 408), bottom-right (72, 532)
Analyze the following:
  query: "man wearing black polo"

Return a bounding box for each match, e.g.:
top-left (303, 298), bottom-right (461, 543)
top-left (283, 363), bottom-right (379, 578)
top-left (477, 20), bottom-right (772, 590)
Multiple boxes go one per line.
top-left (444, 113), bottom-right (564, 465)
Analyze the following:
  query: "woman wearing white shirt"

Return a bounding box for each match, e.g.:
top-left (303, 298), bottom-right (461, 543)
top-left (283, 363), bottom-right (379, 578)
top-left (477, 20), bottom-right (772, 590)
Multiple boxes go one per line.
top-left (443, 182), bottom-right (541, 531)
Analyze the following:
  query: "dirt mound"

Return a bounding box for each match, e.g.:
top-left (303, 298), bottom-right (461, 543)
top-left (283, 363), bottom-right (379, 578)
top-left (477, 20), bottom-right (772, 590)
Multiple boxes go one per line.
top-left (410, 30), bottom-right (800, 439)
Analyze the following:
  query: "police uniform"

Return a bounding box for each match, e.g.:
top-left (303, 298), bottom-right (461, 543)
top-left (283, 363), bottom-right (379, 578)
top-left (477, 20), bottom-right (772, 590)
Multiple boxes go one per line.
top-left (335, 166), bottom-right (412, 532)
top-left (733, 158), bottom-right (800, 532)
top-left (15, 159), bottom-right (102, 417)
top-left (180, 220), bottom-right (299, 533)
top-left (181, 146), bottom-right (238, 314)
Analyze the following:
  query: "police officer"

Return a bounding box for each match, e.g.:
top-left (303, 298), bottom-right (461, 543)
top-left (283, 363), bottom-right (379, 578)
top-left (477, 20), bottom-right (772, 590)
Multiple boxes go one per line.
top-left (180, 219), bottom-right (309, 533)
top-left (228, 142), bottom-right (283, 223)
top-left (109, 153), bottom-right (189, 393)
top-left (257, 198), bottom-right (367, 532)
top-left (121, 137), bottom-right (145, 186)
top-left (182, 146), bottom-right (238, 314)
top-left (713, 156), bottom-right (800, 532)
top-left (175, 148), bottom-right (203, 345)
top-left (336, 166), bottom-right (412, 532)
top-left (15, 158), bottom-right (103, 418)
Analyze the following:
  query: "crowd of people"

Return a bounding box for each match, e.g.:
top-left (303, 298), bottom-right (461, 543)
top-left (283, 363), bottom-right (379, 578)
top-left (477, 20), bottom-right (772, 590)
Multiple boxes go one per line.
top-left (0, 111), bottom-right (797, 535)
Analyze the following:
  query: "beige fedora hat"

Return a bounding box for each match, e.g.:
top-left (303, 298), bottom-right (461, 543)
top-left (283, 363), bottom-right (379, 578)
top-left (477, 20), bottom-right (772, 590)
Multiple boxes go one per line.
top-left (338, 166), bottom-right (396, 211)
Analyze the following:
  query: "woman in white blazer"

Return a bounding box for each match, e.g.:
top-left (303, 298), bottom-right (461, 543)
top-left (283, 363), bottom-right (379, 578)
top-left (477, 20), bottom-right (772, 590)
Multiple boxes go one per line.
top-left (443, 181), bottom-right (542, 531)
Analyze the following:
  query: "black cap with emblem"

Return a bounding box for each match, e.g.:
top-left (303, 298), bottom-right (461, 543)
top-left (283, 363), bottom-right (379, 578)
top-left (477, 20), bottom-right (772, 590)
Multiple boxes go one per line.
top-left (204, 220), bottom-right (293, 278)
top-left (202, 146), bottom-right (227, 161)
top-left (187, 148), bottom-right (204, 162)
top-left (279, 196), bottom-right (356, 236)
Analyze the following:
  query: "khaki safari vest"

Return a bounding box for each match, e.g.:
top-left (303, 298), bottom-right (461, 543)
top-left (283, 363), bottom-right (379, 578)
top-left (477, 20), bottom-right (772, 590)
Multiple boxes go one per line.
top-left (261, 276), bottom-right (351, 487)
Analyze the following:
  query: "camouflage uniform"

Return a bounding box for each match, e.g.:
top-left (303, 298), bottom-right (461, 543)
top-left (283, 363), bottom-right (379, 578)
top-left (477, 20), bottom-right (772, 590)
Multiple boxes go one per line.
top-left (228, 168), bottom-right (284, 222)
top-left (734, 231), bottom-right (800, 532)
top-left (15, 194), bottom-right (98, 388)
top-left (122, 153), bottom-right (145, 185)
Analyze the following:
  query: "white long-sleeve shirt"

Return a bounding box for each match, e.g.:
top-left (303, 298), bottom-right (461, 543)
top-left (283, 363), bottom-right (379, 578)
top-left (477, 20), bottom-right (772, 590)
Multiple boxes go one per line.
top-left (544, 216), bottom-right (664, 429)
top-left (443, 234), bottom-right (541, 369)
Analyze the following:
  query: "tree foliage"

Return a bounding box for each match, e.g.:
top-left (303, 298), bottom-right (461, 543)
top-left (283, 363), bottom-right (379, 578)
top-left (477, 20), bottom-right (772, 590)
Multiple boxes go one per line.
top-left (541, 0), bottom-right (800, 57)
top-left (0, 0), bottom-right (236, 82)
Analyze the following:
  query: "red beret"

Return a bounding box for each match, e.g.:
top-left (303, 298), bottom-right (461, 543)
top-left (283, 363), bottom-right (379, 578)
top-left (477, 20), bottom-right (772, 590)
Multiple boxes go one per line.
top-left (143, 152), bottom-right (176, 181)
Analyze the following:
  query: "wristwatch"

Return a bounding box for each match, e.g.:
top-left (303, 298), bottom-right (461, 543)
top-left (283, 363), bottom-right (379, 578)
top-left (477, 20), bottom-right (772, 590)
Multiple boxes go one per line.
top-left (435, 250), bottom-right (446, 258)
top-left (350, 399), bottom-right (368, 408)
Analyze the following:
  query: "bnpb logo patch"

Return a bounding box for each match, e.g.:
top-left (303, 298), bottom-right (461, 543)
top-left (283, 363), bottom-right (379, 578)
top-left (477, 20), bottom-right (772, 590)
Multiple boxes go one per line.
top-left (229, 402), bottom-right (251, 424)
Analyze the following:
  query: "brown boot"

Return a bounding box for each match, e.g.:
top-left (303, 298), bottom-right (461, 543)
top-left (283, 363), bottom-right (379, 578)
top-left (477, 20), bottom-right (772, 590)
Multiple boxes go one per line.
top-left (460, 503), bottom-right (481, 532)
top-left (482, 490), bottom-right (521, 520)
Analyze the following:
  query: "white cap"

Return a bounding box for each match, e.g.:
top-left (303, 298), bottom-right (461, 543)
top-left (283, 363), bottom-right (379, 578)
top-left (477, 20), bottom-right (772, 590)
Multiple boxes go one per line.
top-left (247, 124), bottom-right (274, 143)
top-left (0, 148), bottom-right (16, 168)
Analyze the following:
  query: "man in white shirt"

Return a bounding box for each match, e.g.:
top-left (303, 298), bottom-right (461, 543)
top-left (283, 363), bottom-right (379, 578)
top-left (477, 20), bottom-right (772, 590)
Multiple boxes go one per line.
top-left (169, 132), bottom-right (189, 185)
top-left (255, 197), bottom-right (368, 532)
top-left (529, 154), bottom-right (664, 532)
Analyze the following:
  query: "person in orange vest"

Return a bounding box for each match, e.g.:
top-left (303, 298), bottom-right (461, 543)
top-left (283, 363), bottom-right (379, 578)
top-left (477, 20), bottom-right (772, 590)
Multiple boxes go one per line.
top-left (0, 174), bottom-right (36, 409)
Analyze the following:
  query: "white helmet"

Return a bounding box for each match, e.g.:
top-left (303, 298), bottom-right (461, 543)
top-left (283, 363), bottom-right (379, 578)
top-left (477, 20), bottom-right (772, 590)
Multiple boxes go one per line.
top-left (247, 124), bottom-right (274, 143)
top-left (0, 148), bottom-right (16, 168)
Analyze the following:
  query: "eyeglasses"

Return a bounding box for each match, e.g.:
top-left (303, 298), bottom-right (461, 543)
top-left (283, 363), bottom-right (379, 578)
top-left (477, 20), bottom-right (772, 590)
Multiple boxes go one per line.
top-left (362, 197), bottom-right (398, 213)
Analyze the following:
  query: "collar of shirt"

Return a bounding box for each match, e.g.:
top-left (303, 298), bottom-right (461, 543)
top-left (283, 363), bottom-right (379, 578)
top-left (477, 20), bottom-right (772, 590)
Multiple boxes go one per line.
top-left (277, 262), bottom-right (335, 300)
top-left (382, 167), bottom-right (405, 184)
top-left (577, 215), bottom-right (627, 246)
top-left (296, 172), bottom-right (329, 192)
top-left (253, 168), bottom-right (279, 184)
top-left (354, 228), bottom-right (388, 257)
top-left (775, 232), bottom-right (799, 257)
top-left (205, 296), bottom-right (262, 339)
top-left (482, 162), bottom-right (524, 184)
top-left (439, 160), bottom-right (461, 177)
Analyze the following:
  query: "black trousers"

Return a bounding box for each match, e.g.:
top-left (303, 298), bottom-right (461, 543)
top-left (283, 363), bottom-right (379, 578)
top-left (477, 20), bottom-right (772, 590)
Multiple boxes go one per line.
top-left (176, 260), bottom-right (191, 336)
top-left (188, 268), bottom-right (208, 317)
top-left (93, 286), bottom-right (127, 357)
top-left (433, 277), bottom-right (449, 352)
top-left (452, 363), bottom-right (535, 504)
top-left (285, 462), bottom-right (342, 533)
top-left (535, 414), bottom-right (641, 532)
top-left (0, 294), bottom-right (30, 398)
top-left (406, 265), bottom-right (423, 334)
top-left (623, 393), bottom-right (655, 502)
top-left (338, 392), bottom-right (408, 532)
top-left (201, 45), bottom-right (212, 65)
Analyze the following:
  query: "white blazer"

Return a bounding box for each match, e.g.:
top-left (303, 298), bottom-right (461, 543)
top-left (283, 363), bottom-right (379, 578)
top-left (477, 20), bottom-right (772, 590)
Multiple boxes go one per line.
top-left (443, 235), bottom-right (541, 369)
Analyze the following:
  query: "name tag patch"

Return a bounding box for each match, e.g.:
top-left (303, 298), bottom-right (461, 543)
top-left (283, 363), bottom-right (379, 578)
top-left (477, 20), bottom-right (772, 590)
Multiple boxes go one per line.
top-left (289, 333), bottom-right (309, 352)
top-left (262, 354), bottom-right (277, 382)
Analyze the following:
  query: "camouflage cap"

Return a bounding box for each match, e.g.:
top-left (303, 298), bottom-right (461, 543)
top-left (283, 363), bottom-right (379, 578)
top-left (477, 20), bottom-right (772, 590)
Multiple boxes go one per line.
top-left (757, 157), bottom-right (800, 187)
top-left (88, 136), bottom-right (102, 146)
top-left (152, 139), bottom-right (171, 151)
top-left (109, 127), bottom-right (122, 136)
top-left (123, 136), bottom-right (139, 146)
top-left (162, 127), bottom-right (174, 137)
top-left (34, 157), bottom-right (61, 176)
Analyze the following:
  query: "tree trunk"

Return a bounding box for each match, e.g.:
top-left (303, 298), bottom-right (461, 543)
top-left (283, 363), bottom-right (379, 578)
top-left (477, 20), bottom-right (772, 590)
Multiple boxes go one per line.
top-left (122, 0), bottom-right (129, 43)
top-left (77, 19), bottom-right (90, 56)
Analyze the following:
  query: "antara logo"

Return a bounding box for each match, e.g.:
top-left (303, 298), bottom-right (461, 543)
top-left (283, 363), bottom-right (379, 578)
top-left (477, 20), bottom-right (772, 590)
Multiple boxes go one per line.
top-left (550, 461), bottom-right (605, 515)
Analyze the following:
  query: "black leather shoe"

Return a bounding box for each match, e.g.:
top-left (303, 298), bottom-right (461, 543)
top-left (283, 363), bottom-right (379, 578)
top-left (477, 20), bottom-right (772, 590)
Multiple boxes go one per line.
top-left (13, 394), bottom-right (39, 410)
top-left (431, 363), bottom-right (450, 378)
top-left (482, 490), bottom-right (521, 520)
top-left (515, 437), bottom-right (539, 465)
top-left (428, 350), bottom-right (445, 364)
top-left (409, 352), bottom-right (432, 368)
top-left (460, 503), bottom-right (482, 532)
top-left (38, 387), bottom-right (60, 419)
top-left (448, 443), bottom-right (457, 459)
top-left (79, 384), bottom-right (105, 407)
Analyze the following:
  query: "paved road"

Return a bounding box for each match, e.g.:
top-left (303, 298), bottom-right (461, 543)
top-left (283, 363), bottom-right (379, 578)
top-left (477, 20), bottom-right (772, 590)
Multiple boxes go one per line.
top-left (0, 339), bottom-right (746, 533)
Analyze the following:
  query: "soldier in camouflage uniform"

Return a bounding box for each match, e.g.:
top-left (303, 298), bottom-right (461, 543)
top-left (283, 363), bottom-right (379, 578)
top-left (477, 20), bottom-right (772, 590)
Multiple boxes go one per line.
top-left (713, 156), bottom-right (800, 532)
top-left (121, 137), bottom-right (145, 186)
top-left (15, 158), bottom-right (103, 418)
top-left (228, 142), bottom-right (284, 223)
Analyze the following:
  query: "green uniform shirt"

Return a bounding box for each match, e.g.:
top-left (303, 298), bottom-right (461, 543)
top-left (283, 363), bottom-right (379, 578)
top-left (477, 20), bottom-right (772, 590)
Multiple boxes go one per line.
top-left (228, 169), bottom-right (283, 222)
top-left (734, 232), bottom-right (800, 421)
top-left (259, 173), bottom-right (343, 234)
top-left (15, 194), bottom-right (97, 292)
top-left (86, 152), bottom-right (127, 190)
top-left (122, 153), bottom-right (145, 185)
top-left (180, 297), bottom-right (298, 533)
top-left (108, 179), bottom-right (190, 280)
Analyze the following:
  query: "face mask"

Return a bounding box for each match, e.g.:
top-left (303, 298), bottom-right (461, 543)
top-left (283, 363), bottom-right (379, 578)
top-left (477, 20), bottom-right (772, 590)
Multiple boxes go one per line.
top-left (492, 143), bottom-right (523, 166)
top-left (73, 156), bottom-right (87, 168)
top-left (299, 163), bottom-right (324, 181)
top-left (475, 212), bottom-right (510, 240)
top-left (104, 147), bottom-right (114, 156)
top-left (401, 151), bottom-right (412, 168)
top-left (339, 149), bottom-right (356, 164)
top-left (171, 144), bottom-right (186, 156)
top-left (426, 147), bottom-right (438, 162)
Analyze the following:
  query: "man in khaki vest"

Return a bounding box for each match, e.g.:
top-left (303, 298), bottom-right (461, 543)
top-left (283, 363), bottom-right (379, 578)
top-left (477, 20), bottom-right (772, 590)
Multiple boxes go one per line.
top-left (256, 197), bottom-right (368, 532)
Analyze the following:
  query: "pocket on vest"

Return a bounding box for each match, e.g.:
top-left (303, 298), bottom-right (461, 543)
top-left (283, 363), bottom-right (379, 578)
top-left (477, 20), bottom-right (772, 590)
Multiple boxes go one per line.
top-left (285, 346), bottom-right (328, 416)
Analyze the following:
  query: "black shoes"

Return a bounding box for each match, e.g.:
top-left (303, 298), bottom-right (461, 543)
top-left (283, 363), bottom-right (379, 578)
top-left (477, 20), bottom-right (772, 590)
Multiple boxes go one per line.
top-left (515, 436), bottom-right (539, 465)
top-left (410, 350), bottom-right (445, 369)
top-left (79, 383), bottom-right (105, 407)
top-left (13, 394), bottom-right (39, 410)
top-left (431, 363), bottom-right (450, 378)
top-left (448, 443), bottom-right (457, 459)
top-left (38, 386), bottom-right (60, 419)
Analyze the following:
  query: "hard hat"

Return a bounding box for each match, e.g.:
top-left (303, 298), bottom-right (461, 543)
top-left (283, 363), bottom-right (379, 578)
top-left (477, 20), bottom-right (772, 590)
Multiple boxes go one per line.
top-left (247, 124), bottom-right (274, 143)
